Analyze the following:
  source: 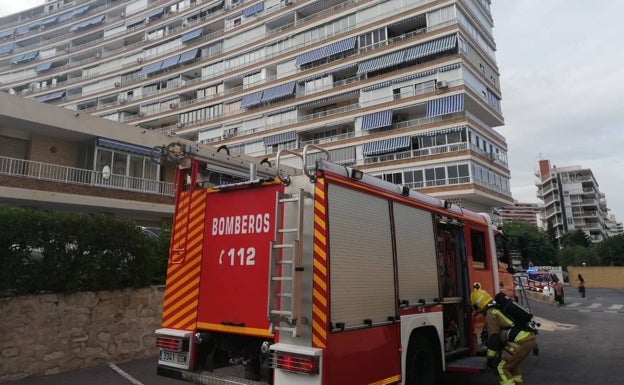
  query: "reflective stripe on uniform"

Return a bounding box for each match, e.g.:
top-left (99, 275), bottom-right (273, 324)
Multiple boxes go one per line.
top-left (514, 330), bottom-right (533, 342)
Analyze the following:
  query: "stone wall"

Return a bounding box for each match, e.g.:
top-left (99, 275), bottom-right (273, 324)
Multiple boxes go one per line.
top-left (0, 286), bottom-right (164, 382)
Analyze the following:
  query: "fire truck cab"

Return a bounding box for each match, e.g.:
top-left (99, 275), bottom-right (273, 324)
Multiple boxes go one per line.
top-left (155, 144), bottom-right (508, 385)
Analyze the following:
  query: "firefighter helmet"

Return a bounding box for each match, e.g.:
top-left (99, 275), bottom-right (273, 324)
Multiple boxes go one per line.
top-left (471, 288), bottom-right (494, 311)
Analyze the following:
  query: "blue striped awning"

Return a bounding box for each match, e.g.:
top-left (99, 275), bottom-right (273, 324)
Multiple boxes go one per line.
top-left (16, 25), bottom-right (30, 35)
top-left (58, 5), bottom-right (88, 23)
top-left (404, 35), bottom-right (457, 63)
top-left (298, 0), bottom-right (328, 15)
top-left (361, 80), bottom-right (393, 92)
top-left (72, 5), bottom-right (91, 17)
top-left (361, 110), bottom-right (393, 130)
top-left (181, 28), bottom-right (203, 43)
top-left (263, 130), bottom-right (297, 146)
top-left (414, 126), bottom-right (466, 138)
top-left (356, 50), bottom-right (405, 75)
top-left (296, 47), bottom-right (326, 67)
top-left (0, 28), bottom-right (15, 39)
top-left (324, 37), bottom-right (357, 57)
top-left (160, 54), bottom-right (180, 70)
top-left (34, 90), bottom-right (66, 103)
top-left (241, 90), bottom-right (264, 108)
top-left (362, 136), bottom-right (411, 156)
top-left (0, 43), bottom-right (15, 55)
top-left (58, 11), bottom-right (75, 23)
top-left (40, 16), bottom-right (59, 27)
top-left (178, 48), bottom-right (199, 64)
top-left (296, 37), bottom-right (357, 66)
top-left (296, 90), bottom-right (358, 108)
top-left (267, 106), bottom-right (296, 116)
top-left (392, 68), bottom-right (437, 85)
top-left (97, 138), bottom-right (151, 156)
top-left (243, 1), bottom-right (264, 17)
top-left (261, 82), bottom-right (295, 102)
top-left (146, 7), bottom-right (165, 19)
top-left (426, 94), bottom-right (464, 117)
top-left (10, 50), bottom-right (39, 65)
top-left (438, 63), bottom-right (461, 72)
top-left (36, 61), bottom-right (53, 72)
top-left (69, 14), bottom-right (105, 32)
top-left (140, 60), bottom-right (163, 75)
top-left (389, 13), bottom-right (426, 28)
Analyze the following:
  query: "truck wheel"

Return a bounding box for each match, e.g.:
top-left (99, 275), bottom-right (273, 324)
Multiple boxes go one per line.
top-left (405, 333), bottom-right (439, 385)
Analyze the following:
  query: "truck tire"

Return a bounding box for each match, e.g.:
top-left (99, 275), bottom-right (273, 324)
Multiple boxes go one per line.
top-left (405, 333), bottom-right (440, 385)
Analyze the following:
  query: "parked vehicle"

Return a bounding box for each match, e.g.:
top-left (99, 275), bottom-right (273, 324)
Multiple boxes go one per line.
top-left (525, 269), bottom-right (554, 293)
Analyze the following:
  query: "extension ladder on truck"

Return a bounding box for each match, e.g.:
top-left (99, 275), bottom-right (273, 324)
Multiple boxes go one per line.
top-left (267, 146), bottom-right (327, 337)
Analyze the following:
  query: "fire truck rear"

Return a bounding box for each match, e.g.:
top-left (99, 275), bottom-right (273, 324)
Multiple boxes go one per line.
top-left (155, 144), bottom-right (508, 385)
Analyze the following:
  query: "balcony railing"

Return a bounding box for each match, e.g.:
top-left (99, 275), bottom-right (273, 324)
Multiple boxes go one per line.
top-left (361, 142), bottom-right (469, 165)
top-left (0, 155), bottom-right (174, 196)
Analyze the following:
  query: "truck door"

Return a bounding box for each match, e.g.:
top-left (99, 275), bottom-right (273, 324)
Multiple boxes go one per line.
top-left (196, 183), bottom-right (283, 336)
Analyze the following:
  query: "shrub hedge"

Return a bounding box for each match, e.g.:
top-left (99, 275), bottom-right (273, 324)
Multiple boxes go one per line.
top-left (0, 205), bottom-right (171, 296)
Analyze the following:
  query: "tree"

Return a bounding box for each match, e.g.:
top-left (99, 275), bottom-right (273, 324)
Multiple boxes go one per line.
top-left (546, 219), bottom-right (558, 249)
top-left (557, 245), bottom-right (599, 268)
top-left (594, 234), bottom-right (624, 266)
top-left (502, 221), bottom-right (556, 266)
top-left (560, 229), bottom-right (592, 248)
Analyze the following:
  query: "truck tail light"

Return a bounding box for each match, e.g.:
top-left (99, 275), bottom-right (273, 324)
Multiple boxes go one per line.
top-left (156, 336), bottom-right (184, 352)
top-left (272, 352), bottom-right (319, 375)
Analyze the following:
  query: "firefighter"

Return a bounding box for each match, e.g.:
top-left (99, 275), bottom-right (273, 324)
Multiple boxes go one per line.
top-left (471, 283), bottom-right (537, 385)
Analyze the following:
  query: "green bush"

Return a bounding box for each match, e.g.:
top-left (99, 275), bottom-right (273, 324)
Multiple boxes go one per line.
top-left (0, 205), bottom-right (171, 296)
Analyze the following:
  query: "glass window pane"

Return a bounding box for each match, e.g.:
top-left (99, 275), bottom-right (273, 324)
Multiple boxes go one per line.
top-left (129, 155), bottom-right (143, 178)
top-left (458, 164), bottom-right (469, 177)
top-left (435, 167), bottom-right (446, 179)
top-left (413, 170), bottom-right (423, 182)
top-left (447, 131), bottom-right (461, 143)
top-left (447, 165), bottom-right (458, 178)
top-left (95, 149), bottom-right (113, 172)
top-left (112, 153), bottom-right (128, 175)
top-left (425, 168), bottom-right (435, 181)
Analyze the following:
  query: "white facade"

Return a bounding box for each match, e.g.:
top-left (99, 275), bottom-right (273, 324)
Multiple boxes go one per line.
top-left (535, 159), bottom-right (614, 244)
top-left (0, 0), bottom-right (513, 211)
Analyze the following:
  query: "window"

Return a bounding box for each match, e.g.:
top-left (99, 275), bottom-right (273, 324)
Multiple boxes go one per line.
top-left (471, 230), bottom-right (487, 269)
top-left (96, 149), bottom-right (113, 173)
top-left (383, 172), bottom-right (402, 184)
top-left (112, 153), bottom-right (128, 175)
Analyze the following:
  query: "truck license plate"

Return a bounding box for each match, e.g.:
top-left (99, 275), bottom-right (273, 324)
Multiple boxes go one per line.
top-left (159, 350), bottom-right (189, 367)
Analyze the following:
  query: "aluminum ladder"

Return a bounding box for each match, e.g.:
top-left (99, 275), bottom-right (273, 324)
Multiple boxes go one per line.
top-left (268, 189), bottom-right (307, 337)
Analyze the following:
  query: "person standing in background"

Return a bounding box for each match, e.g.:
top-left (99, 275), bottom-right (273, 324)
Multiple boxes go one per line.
top-left (576, 274), bottom-right (586, 298)
top-left (552, 276), bottom-right (564, 306)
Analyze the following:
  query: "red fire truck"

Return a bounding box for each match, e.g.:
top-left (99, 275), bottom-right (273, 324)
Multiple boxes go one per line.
top-left (155, 143), bottom-right (511, 385)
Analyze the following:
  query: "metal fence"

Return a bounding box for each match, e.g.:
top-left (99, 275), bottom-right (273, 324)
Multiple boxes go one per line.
top-left (0, 155), bottom-right (174, 196)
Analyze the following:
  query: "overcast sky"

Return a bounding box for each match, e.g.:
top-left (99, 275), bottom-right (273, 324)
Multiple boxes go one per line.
top-left (491, 0), bottom-right (624, 221)
top-left (2, 1), bottom-right (623, 219)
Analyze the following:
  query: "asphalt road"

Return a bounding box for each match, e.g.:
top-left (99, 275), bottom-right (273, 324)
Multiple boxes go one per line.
top-left (6, 289), bottom-right (624, 385)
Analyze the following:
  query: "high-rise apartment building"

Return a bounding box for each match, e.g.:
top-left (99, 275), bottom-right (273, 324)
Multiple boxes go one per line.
top-left (0, 0), bottom-right (512, 213)
top-left (498, 201), bottom-right (542, 226)
top-left (535, 159), bottom-right (613, 244)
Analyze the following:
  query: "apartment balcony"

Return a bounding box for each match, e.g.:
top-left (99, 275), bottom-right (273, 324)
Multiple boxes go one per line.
top-left (571, 210), bottom-right (598, 218)
top-left (570, 199), bottom-right (598, 207)
top-left (360, 142), bottom-right (469, 165)
top-left (0, 155), bottom-right (174, 197)
top-left (544, 206), bottom-right (561, 218)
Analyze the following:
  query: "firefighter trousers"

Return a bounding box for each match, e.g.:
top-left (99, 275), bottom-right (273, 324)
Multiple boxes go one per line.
top-left (496, 338), bottom-right (536, 385)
